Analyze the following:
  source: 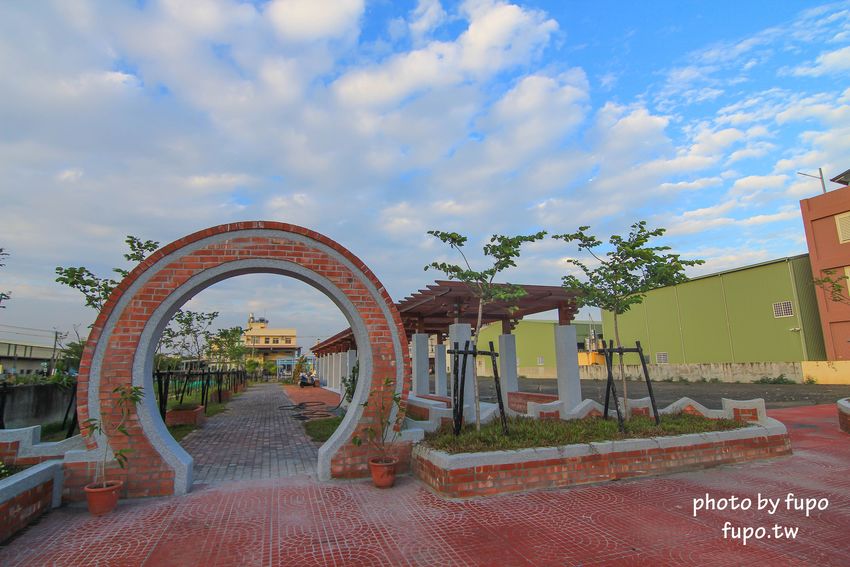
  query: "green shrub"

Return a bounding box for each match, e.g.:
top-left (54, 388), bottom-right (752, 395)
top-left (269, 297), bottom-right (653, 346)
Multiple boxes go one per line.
top-left (753, 374), bottom-right (795, 385)
top-left (424, 413), bottom-right (745, 454)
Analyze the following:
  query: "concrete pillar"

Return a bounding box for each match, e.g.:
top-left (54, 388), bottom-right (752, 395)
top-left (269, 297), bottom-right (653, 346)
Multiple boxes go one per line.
top-left (411, 333), bottom-right (429, 396)
top-left (333, 352), bottom-right (343, 390)
top-left (555, 325), bottom-right (581, 409)
top-left (498, 333), bottom-right (519, 394)
top-left (434, 343), bottom-right (447, 397)
top-left (448, 323), bottom-right (475, 419)
top-left (345, 349), bottom-right (357, 386)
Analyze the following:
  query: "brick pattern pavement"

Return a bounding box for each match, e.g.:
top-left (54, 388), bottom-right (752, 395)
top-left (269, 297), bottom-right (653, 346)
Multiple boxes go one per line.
top-left (182, 383), bottom-right (320, 484)
top-left (1, 404), bottom-right (847, 566)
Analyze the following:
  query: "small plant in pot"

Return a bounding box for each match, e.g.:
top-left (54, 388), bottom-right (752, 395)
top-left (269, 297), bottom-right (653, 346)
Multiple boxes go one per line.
top-left (353, 376), bottom-right (406, 488)
top-left (81, 385), bottom-right (144, 515)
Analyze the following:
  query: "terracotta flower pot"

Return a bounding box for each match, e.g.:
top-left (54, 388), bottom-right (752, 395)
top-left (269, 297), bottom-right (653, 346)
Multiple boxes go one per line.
top-left (368, 457), bottom-right (398, 488)
top-left (84, 480), bottom-right (123, 516)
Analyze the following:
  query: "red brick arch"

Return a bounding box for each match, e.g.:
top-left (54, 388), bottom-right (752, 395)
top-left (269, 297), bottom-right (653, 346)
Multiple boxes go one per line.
top-left (72, 222), bottom-right (411, 499)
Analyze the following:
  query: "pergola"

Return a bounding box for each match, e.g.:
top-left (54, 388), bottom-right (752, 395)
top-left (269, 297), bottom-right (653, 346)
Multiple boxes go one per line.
top-left (312, 280), bottom-right (579, 355)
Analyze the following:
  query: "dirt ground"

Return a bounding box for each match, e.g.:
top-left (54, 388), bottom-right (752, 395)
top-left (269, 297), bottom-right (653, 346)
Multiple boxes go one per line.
top-left (475, 377), bottom-right (850, 409)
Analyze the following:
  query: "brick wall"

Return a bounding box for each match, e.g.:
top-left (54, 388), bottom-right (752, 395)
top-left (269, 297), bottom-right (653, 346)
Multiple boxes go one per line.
top-left (507, 392), bottom-right (558, 414)
top-left (76, 223), bottom-right (411, 497)
top-left (413, 433), bottom-right (791, 499)
top-left (0, 479), bottom-right (53, 543)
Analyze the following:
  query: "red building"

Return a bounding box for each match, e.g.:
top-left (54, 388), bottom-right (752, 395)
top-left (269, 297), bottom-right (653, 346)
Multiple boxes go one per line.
top-left (800, 172), bottom-right (850, 360)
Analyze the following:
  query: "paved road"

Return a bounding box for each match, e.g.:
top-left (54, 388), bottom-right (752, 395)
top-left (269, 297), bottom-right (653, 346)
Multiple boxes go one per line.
top-left (1, 404), bottom-right (846, 565)
top-left (181, 383), bottom-right (319, 484)
top-left (476, 378), bottom-right (850, 409)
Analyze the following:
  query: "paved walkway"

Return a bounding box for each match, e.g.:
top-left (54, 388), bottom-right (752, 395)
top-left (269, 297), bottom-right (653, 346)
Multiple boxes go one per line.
top-left (1, 405), bottom-right (847, 565)
top-left (183, 383), bottom-right (322, 483)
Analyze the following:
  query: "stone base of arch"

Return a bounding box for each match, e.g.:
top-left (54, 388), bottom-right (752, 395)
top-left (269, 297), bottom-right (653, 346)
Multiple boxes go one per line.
top-left (75, 222), bottom-right (411, 498)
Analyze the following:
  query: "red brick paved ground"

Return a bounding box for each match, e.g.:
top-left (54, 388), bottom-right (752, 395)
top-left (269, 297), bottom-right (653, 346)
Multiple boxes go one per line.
top-left (282, 384), bottom-right (342, 410)
top-left (0, 405), bottom-right (847, 566)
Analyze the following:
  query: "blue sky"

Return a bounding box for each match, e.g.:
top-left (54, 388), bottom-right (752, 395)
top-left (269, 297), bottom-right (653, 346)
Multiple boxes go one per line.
top-left (1, 0), bottom-right (849, 348)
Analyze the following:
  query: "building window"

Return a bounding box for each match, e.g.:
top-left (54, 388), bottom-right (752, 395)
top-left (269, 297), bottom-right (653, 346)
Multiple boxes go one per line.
top-left (285, 337), bottom-right (292, 344)
top-left (536, 356), bottom-right (544, 366)
top-left (836, 212), bottom-right (850, 244)
top-left (264, 337), bottom-right (270, 344)
top-left (772, 301), bottom-right (794, 318)
top-left (655, 352), bottom-right (669, 364)
top-left (273, 338), bottom-right (279, 344)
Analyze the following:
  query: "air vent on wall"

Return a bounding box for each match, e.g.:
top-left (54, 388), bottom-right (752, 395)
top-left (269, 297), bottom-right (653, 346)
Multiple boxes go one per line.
top-left (655, 352), bottom-right (669, 364)
top-left (837, 212), bottom-right (850, 243)
top-left (772, 300), bottom-right (794, 318)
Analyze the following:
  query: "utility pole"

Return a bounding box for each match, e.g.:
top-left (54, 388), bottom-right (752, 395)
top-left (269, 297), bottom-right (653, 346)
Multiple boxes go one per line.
top-left (797, 167), bottom-right (827, 194)
top-left (49, 329), bottom-right (66, 376)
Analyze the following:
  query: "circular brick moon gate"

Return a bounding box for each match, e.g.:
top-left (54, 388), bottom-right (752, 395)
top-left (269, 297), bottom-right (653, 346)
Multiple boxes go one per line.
top-left (76, 222), bottom-right (410, 498)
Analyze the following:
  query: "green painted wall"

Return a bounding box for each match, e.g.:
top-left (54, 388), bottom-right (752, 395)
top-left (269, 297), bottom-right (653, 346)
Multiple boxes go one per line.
top-left (601, 255), bottom-right (826, 363)
top-left (476, 319), bottom-right (601, 375)
top-left (790, 255), bottom-right (827, 361)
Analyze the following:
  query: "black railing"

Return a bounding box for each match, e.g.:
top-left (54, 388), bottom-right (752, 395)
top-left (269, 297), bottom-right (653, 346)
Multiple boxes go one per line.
top-left (153, 369), bottom-right (247, 420)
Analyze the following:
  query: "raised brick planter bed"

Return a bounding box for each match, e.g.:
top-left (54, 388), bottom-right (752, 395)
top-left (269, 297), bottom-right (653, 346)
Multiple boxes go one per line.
top-left (413, 418), bottom-right (790, 499)
top-left (413, 397), bottom-right (790, 499)
top-left (0, 460), bottom-right (63, 543)
top-left (165, 406), bottom-right (206, 427)
top-left (839, 398), bottom-right (850, 434)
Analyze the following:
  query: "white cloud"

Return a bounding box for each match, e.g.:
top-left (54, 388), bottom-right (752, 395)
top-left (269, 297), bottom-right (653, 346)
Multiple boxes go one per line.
top-left (659, 177), bottom-right (722, 191)
top-left (266, 0), bottom-right (364, 42)
top-left (185, 173), bottom-right (257, 189)
top-left (409, 0), bottom-right (447, 43)
top-left (333, 0), bottom-right (557, 107)
top-left (56, 168), bottom-right (84, 183)
top-left (791, 45), bottom-right (850, 76)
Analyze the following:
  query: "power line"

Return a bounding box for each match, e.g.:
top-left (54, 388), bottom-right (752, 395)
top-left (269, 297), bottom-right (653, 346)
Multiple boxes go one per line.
top-left (0, 323), bottom-right (58, 334)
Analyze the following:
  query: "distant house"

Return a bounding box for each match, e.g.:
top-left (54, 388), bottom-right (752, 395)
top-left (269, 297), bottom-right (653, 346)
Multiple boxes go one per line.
top-left (243, 313), bottom-right (302, 373)
top-left (0, 340), bottom-right (53, 377)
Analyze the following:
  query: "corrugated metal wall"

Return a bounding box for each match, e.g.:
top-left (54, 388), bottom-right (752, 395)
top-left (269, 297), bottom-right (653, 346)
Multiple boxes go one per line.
top-left (602, 255), bottom-right (826, 363)
top-left (790, 255), bottom-right (827, 360)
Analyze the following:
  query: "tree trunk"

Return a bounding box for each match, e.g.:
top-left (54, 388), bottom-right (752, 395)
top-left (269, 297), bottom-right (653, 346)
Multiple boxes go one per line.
top-left (613, 314), bottom-right (629, 415)
top-left (471, 298), bottom-right (484, 431)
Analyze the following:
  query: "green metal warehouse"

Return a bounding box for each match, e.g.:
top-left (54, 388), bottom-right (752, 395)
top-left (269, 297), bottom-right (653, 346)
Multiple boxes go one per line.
top-left (601, 254), bottom-right (826, 364)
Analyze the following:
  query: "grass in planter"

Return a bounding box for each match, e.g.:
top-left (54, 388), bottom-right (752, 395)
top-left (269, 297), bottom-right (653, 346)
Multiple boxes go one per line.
top-left (304, 416), bottom-right (343, 442)
top-left (168, 424), bottom-right (198, 442)
top-left (424, 413), bottom-right (746, 454)
top-left (0, 461), bottom-right (29, 480)
top-left (166, 394), bottom-right (228, 417)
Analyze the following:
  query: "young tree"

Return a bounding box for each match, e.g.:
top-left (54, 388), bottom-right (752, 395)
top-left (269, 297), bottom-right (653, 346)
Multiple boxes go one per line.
top-left (814, 269), bottom-right (850, 307)
top-left (425, 229), bottom-right (547, 430)
top-left (0, 248), bottom-right (11, 309)
top-left (206, 327), bottom-right (247, 369)
top-left (553, 221), bottom-right (703, 408)
top-left (170, 310), bottom-right (219, 365)
top-left (55, 236), bottom-right (219, 369)
top-left (55, 236), bottom-right (159, 311)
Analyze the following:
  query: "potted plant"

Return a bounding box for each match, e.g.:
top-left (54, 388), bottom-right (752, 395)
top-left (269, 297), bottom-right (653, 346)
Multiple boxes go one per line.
top-left (353, 377), bottom-right (406, 488)
top-left (81, 384), bottom-right (143, 515)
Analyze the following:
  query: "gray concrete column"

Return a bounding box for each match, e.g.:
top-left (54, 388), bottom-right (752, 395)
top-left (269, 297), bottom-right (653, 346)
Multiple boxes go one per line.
top-left (448, 323), bottom-right (475, 419)
top-left (411, 333), bottom-right (429, 396)
top-left (434, 343), bottom-right (447, 397)
top-left (345, 349), bottom-right (357, 386)
top-left (498, 333), bottom-right (519, 394)
top-left (555, 325), bottom-right (581, 409)
top-left (333, 352), bottom-right (343, 390)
